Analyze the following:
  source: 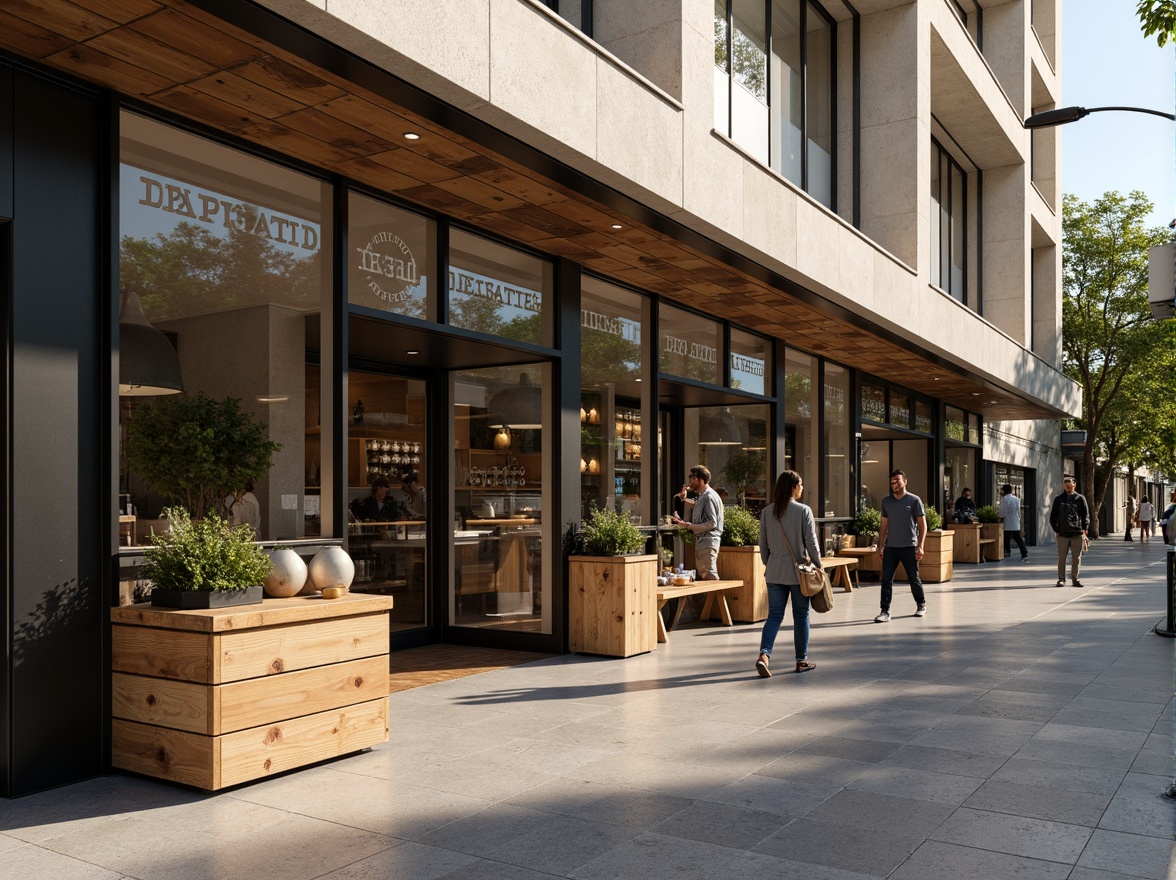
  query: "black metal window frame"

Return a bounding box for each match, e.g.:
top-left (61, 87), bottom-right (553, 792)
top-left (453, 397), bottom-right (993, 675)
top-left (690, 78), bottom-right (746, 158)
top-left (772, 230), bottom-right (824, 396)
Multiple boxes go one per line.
top-left (714, 0), bottom-right (837, 207)
top-left (539, 0), bottom-right (594, 38)
top-left (931, 136), bottom-right (968, 305)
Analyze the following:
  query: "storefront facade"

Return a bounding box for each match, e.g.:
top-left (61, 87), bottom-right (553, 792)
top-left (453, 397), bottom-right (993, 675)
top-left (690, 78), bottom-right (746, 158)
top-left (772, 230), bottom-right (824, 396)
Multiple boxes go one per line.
top-left (1, 0), bottom-right (1079, 795)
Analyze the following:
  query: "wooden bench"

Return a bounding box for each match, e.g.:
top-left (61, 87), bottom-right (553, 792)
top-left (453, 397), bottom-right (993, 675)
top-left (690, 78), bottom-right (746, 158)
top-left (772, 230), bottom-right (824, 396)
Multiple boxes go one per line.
top-left (977, 538), bottom-right (997, 563)
top-left (820, 557), bottom-right (858, 591)
top-left (655, 579), bottom-right (742, 643)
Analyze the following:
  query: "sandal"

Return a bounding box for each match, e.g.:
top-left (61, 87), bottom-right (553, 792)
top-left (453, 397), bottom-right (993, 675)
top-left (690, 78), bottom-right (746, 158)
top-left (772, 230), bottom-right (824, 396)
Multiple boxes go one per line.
top-left (755, 654), bottom-right (771, 678)
top-left (795, 660), bottom-right (816, 673)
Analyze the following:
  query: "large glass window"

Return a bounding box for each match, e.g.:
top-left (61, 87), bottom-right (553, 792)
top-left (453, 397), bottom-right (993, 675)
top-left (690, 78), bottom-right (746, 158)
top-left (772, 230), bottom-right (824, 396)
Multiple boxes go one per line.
top-left (448, 229), bottom-right (553, 346)
top-left (452, 365), bottom-right (552, 633)
top-left (931, 138), bottom-right (967, 302)
top-left (684, 405), bottom-right (770, 512)
top-left (784, 348), bottom-right (817, 508)
top-left (823, 362), bottom-right (850, 518)
top-left (716, 0), bottom-right (835, 205)
top-left (348, 191), bottom-right (436, 320)
top-left (118, 112), bottom-right (330, 543)
top-left (659, 304), bottom-right (723, 385)
top-left (580, 278), bottom-right (646, 520)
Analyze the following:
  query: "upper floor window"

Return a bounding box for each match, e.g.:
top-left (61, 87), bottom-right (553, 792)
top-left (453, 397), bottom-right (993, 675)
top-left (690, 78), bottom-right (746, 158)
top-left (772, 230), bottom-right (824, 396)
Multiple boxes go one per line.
top-left (540, 0), bottom-right (593, 37)
top-left (930, 138), bottom-right (967, 303)
top-left (714, 0), bottom-right (835, 208)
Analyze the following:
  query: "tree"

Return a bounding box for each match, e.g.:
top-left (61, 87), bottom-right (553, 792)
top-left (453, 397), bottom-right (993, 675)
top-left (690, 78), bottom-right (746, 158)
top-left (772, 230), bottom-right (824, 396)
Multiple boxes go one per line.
top-left (1137, 0), bottom-right (1176, 47)
top-left (1062, 191), bottom-right (1175, 536)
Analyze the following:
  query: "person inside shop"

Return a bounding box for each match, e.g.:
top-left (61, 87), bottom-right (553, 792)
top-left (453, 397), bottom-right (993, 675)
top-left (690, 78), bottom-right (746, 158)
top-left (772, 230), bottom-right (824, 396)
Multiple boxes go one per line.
top-left (351, 476), bottom-right (397, 522)
top-left (225, 481), bottom-right (261, 534)
top-left (953, 488), bottom-right (977, 522)
top-left (393, 471), bottom-right (426, 520)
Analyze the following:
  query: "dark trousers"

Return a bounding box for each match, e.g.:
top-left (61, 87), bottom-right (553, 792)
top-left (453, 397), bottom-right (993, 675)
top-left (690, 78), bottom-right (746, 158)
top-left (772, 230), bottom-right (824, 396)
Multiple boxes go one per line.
top-left (880, 546), bottom-right (926, 612)
top-left (1004, 529), bottom-right (1028, 558)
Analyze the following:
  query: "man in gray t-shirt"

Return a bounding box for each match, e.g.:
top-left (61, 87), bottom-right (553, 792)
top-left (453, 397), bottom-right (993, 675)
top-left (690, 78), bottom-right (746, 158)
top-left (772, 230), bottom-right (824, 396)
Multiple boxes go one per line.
top-left (874, 470), bottom-right (927, 623)
top-left (671, 464), bottom-right (724, 580)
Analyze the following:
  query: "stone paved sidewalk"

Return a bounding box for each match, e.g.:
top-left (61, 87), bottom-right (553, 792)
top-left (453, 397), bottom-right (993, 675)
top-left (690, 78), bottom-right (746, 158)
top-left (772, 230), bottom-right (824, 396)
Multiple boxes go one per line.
top-left (1, 539), bottom-right (1173, 879)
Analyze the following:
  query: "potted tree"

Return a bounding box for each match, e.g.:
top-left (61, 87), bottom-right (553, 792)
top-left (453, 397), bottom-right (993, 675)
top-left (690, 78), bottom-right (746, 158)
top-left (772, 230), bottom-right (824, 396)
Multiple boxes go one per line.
top-left (716, 506), bottom-right (767, 622)
top-left (141, 507), bottom-right (272, 608)
top-left (567, 508), bottom-right (657, 657)
top-left (721, 451), bottom-right (766, 506)
top-left (124, 393), bottom-right (281, 523)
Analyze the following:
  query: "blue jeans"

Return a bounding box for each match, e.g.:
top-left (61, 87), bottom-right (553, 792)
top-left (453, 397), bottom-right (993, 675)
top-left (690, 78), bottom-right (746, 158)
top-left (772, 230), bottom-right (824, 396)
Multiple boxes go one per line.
top-left (880, 546), bottom-right (926, 612)
top-left (759, 583), bottom-right (809, 660)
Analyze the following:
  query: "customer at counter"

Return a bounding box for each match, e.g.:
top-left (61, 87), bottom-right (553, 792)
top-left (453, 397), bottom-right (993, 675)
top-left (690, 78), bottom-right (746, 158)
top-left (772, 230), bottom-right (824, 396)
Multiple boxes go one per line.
top-left (351, 476), bottom-right (398, 522)
top-left (394, 472), bottom-right (426, 520)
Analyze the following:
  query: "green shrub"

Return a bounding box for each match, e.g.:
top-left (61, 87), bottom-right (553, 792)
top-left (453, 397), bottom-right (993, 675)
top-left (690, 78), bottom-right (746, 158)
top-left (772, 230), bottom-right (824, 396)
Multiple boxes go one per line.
top-left (976, 504), bottom-right (1001, 524)
top-left (854, 506), bottom-right (882, 536)
top-left (142, 507), bottom-right (272, 592)
top-left (721, 506), bottom-right (760, 546)
top-left (925, 505), bottom-right (943, 530)
top-left (579, 507), bottom-right (646, 556)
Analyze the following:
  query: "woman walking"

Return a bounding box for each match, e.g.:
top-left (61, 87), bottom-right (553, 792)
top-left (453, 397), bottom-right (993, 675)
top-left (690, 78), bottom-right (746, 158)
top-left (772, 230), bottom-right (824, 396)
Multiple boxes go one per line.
top-left (755, 470), bottom-right (822, 677)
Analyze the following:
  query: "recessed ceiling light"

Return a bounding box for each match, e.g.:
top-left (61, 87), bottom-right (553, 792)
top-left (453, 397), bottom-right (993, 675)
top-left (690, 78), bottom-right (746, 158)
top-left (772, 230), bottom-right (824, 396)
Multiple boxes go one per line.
top-left (403, 132), bottom-right (421, 140)
top-left (971, 392), bottom-right (980, 396)
top-left (635, 378), bottom-right (641, 382)
top-left (256, 395), bottom-right (288, 403)
top-left (406, 350), bottom-right (420, 355)
top-left (610, 223), bottom-right (623, 230)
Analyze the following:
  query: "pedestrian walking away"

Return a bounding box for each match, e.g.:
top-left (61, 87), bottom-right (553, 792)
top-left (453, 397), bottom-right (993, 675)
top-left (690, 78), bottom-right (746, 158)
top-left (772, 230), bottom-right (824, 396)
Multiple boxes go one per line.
top-left (755, 470), bottom-right (820, 677)
top-left (874, 469), bottom-right (928, 622)
top-left (1138, 498), bottom-right (1154, 543)
top-left (1050, 476), bottom-right (1090, 587)
top-left (1160, 489), bottom-right (1176, 545)
top-left (1121, 494), bottom-right (1136, 541)
top-left (998, 484), bottom-right (1028, 561)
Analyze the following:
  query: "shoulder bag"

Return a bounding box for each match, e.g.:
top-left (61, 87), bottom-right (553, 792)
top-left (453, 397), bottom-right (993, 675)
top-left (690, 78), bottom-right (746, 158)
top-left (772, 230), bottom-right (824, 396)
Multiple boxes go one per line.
top-left (778, 516), bottom-right (834, 612)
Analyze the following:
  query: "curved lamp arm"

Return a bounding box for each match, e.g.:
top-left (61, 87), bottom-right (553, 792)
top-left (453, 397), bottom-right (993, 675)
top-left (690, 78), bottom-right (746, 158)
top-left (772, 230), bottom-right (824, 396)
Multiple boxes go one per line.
top-left (1024, 105), bottom-right (1176, 129)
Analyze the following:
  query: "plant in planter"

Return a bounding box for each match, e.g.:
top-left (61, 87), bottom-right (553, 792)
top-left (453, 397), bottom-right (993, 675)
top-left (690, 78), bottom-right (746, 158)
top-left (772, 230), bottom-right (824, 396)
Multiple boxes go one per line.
top-left (854, 506), bottom-right (882, 545)
top-left (579, 507), bottom-right (646, 556)
top-left (568, 508), bottom-right (656, 657)
top-left (925, 505), bottom-right (943, 531)
top-left (125, 393), bottom-right (281, 522)
top-left (721, 505), bottom-right (760, 547)
top-left (142, 506), bottom-right (273, 608)
top-left (976, 504), bottom-right (1001, 524)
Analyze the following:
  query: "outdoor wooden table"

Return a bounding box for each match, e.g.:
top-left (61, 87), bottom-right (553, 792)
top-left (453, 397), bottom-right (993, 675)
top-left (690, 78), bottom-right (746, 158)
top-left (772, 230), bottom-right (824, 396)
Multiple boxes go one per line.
top-left (655, 579), bottom-right (743, 643)
top-left (820, 556), bottom-right (858, 591)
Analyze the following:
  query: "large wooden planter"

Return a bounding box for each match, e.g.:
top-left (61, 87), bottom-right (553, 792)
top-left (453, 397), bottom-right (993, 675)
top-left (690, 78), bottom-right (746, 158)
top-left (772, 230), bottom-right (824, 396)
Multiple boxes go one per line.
top-left (111, 593), bottom-right (393, 791)
top-left (980, 522), bottom-right (1003, 560)
top-left (945, 522), bottom-right (984, 563)
top-left (716, 545), bottom-right (767, 622)
top-left (568, 554), bottom-right (657, 657)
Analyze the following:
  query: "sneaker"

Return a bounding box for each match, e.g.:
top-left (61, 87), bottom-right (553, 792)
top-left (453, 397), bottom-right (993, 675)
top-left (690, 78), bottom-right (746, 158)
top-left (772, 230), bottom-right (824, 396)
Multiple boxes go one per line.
top-left (1072, 580), bottom-right (1084, 588)
top-left (1055, 579), bottom-right (1065, 588)
top-left (914, 604), bottom-right (927, 617)
top-left (874, 611), bottom-right (890, 623)
top-left (1021, 555), bottom-right (1029, 563)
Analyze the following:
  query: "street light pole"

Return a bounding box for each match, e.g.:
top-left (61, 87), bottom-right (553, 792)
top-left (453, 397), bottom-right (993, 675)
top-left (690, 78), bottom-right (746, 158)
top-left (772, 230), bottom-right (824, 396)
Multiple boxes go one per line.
top-left (1024, 105), bottom-right (1176, 128)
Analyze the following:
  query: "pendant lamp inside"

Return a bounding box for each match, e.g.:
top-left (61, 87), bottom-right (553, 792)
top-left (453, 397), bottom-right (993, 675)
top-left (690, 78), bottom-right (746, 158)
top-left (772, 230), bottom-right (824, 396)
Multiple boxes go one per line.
top-left (119, 291), bottom-right (184, 396)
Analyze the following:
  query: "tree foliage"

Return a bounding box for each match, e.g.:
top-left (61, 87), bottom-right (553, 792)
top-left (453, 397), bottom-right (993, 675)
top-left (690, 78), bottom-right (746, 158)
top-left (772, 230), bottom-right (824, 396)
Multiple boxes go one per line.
top-left (1062, 191), bottom-right (1176, 536)
top-left (1137, 0), bottom-right (1176, 46)
top-left (125, 394), bottom-right (281, 520)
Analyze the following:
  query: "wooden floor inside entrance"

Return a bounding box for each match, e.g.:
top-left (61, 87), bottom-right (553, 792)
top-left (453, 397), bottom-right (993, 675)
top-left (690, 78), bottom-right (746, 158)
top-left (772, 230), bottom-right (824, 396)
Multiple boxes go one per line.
top-left (388, 644), bottom-right (552, 693)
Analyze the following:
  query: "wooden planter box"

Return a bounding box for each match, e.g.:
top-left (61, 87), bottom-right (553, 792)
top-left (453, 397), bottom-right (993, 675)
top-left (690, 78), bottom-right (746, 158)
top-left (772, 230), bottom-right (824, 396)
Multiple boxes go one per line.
top-left (945, 522), bottom-right (984, 563)
top-left (568, 554), bottom-right (657, 657)
top-left (111, 593), bottom-right (393, 791)
top-left (980, 522), bottom-right (1003, 560)
top-left (716, 545), bottom-right (767, 622)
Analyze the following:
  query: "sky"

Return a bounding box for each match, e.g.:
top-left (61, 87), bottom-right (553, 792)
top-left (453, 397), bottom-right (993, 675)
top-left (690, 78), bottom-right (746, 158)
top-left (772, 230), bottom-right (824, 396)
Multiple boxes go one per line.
top-left (1062, 0), bottom-right (1175, 229)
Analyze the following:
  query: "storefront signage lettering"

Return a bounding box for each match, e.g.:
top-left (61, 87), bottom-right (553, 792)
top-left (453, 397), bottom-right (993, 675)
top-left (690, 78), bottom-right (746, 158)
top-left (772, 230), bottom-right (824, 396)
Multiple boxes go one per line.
top-left (448, 267), bottom-right (541, 313)
top-left (730, 354), bottom-right (764, 378)
top-left (136, 175), bottom-right (319, 251)
top-left (356, 232), bottom-right (420, 303)
top-left (663, 333), bottom-right (717, 365)
top-left (581, 308), bottom-right (640, 343)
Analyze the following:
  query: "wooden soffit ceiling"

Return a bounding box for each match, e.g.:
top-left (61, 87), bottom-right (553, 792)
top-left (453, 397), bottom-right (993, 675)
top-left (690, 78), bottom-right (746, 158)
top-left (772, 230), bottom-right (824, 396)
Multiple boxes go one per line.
top-left (0, 0), bottom-right (1061, 420)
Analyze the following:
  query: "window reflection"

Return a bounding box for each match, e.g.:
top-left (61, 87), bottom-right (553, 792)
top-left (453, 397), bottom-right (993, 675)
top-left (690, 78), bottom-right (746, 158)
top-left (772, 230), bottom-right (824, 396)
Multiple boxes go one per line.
top-left (448, 229), bottom-right (552, 346)
top-left (117, 111), bottom-right (330, 544)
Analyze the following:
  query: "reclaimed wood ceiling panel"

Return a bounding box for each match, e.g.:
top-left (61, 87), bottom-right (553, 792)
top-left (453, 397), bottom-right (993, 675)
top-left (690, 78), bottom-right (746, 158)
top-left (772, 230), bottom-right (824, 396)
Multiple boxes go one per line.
top-left (0, 0), bottom-right (1059, 420)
